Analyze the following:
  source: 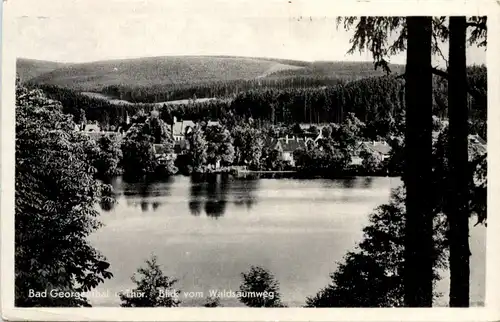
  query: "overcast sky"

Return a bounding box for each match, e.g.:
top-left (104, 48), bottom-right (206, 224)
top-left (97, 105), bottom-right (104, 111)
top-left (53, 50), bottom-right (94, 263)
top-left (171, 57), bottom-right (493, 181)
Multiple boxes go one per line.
top-left (10, 0), bottom-right (486, 65)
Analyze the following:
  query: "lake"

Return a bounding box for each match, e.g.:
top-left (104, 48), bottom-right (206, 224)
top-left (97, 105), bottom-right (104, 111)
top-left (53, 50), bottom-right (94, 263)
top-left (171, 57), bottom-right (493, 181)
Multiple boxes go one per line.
top-left (88, 175), bottom-right (485, 307)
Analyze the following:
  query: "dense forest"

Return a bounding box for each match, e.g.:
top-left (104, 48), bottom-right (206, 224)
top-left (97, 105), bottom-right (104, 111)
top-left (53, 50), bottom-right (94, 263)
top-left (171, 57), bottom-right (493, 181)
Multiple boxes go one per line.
top-left (97, 76), bottom-right (350, 103)
top-left (31, 65), bottom-right (486, 138)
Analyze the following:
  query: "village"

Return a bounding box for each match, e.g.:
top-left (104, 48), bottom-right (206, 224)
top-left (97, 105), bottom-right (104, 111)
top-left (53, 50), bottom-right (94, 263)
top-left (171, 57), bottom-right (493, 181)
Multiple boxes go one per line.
top-left (73, 112), bottom-right (487, 174)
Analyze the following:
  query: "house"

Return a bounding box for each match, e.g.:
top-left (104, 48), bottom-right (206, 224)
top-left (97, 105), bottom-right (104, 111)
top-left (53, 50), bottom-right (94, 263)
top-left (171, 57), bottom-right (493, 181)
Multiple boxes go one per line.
top-left (171, 116), bottom-right (195, 141)
top-left (278, 136), bottom-right (306, 166)
top-left (170, 117), bottom-right (221, 141)
top-left (356, 141), bottom-right (392, 163)
top-left (263, 135), bottom-right (306, 166)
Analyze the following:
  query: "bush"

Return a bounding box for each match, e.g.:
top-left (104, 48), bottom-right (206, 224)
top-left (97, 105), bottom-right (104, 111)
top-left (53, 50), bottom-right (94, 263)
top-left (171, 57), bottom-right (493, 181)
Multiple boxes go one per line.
top-left (119, 255), bottom-right (180, 307)
top-left (238, 266), bottom-right (285, 307)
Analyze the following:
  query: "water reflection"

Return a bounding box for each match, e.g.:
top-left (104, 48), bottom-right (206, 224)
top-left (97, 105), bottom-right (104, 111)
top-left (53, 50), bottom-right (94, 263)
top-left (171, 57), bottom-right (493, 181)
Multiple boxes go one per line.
top-left (100, 199), bottom-right (115, 212)
top-left (188, 176), bottom-right (205, 216)
top-left (121, 177), bottom-right (174, 212)
top-left (362, 177), bottom-right (374, 188)
top-left (341, 177), bottom-right (356, 189)
top-left (232, 179), bottom-right (259, 210)
top-left (102, 174), bottom-right (261, 216)
top-left (204, 175), bottom-right (230, 219)
top-left (99, 177), bottom-right (120, 212)
top-left (187, 174), bottom-right (231, 218)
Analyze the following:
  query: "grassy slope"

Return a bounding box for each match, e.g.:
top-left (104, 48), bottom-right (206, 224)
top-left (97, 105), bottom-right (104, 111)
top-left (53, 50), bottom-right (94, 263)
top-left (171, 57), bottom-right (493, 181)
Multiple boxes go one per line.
top-left (26, 56), bottom-right (306, 90)
top-left (22, 55), bottom-right (406, 92)
top-left (16, 58), bottom-right (67, 82)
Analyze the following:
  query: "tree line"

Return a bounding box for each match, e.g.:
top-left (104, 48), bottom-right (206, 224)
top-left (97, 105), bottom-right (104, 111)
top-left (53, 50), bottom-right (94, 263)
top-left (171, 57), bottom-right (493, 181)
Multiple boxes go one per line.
top-left (32, 66), bottom-right (486, 141)
top-left (98, 76), bottom-right (349, 103)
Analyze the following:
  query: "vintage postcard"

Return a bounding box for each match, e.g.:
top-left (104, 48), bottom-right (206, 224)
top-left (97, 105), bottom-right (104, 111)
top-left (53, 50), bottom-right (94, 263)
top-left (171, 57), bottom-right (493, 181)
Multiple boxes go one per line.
top-left (1, 0), bottom-right (499, 320)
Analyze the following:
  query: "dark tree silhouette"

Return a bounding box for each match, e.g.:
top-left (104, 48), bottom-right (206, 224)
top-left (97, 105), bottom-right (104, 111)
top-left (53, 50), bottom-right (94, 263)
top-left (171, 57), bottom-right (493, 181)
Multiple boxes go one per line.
top-left (447, 16), bottom-right (471, 307)
top-left (403, 16), bottom-right (434, 307)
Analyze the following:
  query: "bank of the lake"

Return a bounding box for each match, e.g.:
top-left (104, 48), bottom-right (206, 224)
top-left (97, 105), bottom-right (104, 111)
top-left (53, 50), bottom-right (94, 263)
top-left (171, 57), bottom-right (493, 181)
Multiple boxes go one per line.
top-left (88, 175), bottom-right (485, 307)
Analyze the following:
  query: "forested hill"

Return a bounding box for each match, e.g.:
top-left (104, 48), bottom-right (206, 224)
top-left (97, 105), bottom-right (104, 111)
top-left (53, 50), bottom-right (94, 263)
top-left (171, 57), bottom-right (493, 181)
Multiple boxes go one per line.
top-left (36, 65), bottom-right (486, 139)
top-left (16, 58), bottom-right (67, 82)
top-left (19, 56), bottom-right (405, 91)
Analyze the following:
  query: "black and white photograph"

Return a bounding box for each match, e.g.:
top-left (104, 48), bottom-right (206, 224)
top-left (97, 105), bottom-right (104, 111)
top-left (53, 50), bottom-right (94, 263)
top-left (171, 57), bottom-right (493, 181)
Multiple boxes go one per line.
top-left (1, 0), bottom-right (498, 319)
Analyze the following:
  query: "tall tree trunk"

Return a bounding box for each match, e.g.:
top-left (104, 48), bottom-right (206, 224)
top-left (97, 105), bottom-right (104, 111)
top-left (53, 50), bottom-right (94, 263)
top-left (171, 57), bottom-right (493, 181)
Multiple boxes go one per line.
top-left (448, 16), bottom-right (470, 307)
top-left (404, 16), bottom-right (434, 307)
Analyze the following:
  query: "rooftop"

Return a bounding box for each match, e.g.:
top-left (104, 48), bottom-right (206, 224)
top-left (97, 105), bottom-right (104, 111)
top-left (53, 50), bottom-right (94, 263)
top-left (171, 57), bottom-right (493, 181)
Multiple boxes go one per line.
top-left (278, 137), bottom-right (306, 152)
top-left (361, 141), bottom-right (392, 155)
top-left (171, 119), bottom-right (220, 136)
top-left (172, 120), bottom-right (195, 136)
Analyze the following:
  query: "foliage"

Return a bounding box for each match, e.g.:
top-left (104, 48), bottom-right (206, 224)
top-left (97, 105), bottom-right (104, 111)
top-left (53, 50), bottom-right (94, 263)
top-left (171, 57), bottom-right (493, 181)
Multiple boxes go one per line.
top-left (306, 186), bottom-right (448, 307)
top-left (337, 16), bottom-right (486, 73)
top-left (385, 135), bottom-right (405, 176)
top-left (384, 124), bottom-right (487, 224)
top-left (431, 127), bottom-right (487, 225)
top-left (260, 147), bottom-right (288, 171)
top-left (204, 124), bottom-right (235, 167)
top-left (77, 108), bottom-right (87, 125)
top-left (361, 150), bottom-right (384, 175)
top-left (143, 112), bottom-right (171, 144)
top-left (238, 266), bottom-right (285, 307)
top-left (203, 296), bottom-right (222, 307)
top-left (293, 114), bottom-right (364, 176)
top-left (120, 113), bottom-right (177, 178)
top-left (186, 125), bottom-right (209, 173)
top-left (94, 135), bottom-right (123, 178)
top-left (470, 153), bottom-right (487, 225)
top-left (332, 112), bottom-right (365, 150)
top-left (119, 255), bottom-right (180, 307)
top-left (15, 80), bottom-right (113, 307)
top-left (294, 142), bottom-right (351, 177)
top-left (121, 131), bottom-right (157, 179)
top-left (231, 125), bottom-right (264, 169)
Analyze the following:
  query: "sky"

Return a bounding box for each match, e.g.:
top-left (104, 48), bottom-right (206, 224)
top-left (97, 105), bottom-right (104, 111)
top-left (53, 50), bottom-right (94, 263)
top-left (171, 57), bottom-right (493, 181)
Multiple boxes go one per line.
top-left (9, 0), bottom-right (487, 66)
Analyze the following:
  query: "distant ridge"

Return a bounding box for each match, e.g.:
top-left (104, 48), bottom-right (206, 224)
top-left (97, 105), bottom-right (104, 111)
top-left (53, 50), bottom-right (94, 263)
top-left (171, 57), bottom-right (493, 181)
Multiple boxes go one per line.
top-left (17, 55), bottom-right (406, 91)
top-left (16, 58), bottom-right (68, 82)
